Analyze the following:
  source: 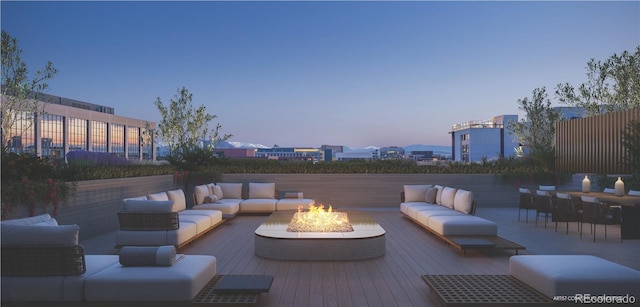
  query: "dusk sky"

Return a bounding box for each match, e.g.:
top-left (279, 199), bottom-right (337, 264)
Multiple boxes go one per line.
top-left (2, 1), bottom-right (638, 148)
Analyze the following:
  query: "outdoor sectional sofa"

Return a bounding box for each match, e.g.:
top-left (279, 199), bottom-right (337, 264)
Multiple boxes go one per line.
top-left (116, 188), bottom-right (223, 249)
top-left (400, 184), bottom-right (524, 254)
top-left (192, 182), bottom-right (314, 214)
top-left (1, 214), bottom-right (217, 303)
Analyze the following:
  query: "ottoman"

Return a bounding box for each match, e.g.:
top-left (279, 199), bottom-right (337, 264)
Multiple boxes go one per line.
top-left (510, 255), bottom-right (640, 299)
top-left (427, 215), bottom-right (498, 236)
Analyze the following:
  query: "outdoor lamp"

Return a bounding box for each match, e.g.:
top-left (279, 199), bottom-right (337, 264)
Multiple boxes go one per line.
top-left (582, 175), bottom-right (591, 193)
top-left (615, 177), bottom-right (625, 197)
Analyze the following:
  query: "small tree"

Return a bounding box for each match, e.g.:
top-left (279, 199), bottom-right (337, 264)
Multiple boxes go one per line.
top-left (1, 30), bottom-right (58, 150)
top-left (154, 86), bottom-right (232, 167)
top-left (508, 87), bottom-right (562, 172)
top-left (556, 46), bottom-right (640, 116)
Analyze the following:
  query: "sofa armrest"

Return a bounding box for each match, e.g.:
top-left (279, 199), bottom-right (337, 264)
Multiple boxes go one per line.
top-left (1, 245), bottom-right (86, 276)
top-left (400, 191), bottom-right (405, 202)
top-left (117, 212), bottom-right (179, 231)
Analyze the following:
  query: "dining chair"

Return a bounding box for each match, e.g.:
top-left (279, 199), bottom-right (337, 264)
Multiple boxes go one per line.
top-left (628, 190), bottom-right (640, 196)
top-left (533, 190), bottom-right (553, 228)
top-left (603, 188), bottom-right (615, 194)
top-left (553, 193), bottom-right (580, 234)
top-left (518, 188), bottom-right (536, 223)
top-left (580, 196), bottom-right (622, 243)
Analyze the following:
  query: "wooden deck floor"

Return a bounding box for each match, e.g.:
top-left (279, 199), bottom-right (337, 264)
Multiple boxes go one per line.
top-left (82, 207), bottom-right (640, 307)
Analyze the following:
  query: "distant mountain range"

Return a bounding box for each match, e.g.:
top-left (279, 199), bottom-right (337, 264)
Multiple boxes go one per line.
top-left (216, 141), bottom-right (452, 156)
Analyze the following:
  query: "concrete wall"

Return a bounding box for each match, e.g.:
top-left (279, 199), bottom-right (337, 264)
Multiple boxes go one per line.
top-left (7, 173), bottom-right (581, 240)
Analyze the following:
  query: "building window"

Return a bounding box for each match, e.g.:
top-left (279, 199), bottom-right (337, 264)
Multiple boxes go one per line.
top-left (127, 126), bottom-right (140, 160)
top-left (68, 118), bottom-right (88, 152)
top-left (41, 114), bottom-right (65, 159)
top-left (91, 121), bottom-right (108, 153)
top-left (111, 124), bottom-right (125, 158)
top-left (6, 111), bottom-right (35, 155)
top-left (140, 126), bottom-right (153, 160)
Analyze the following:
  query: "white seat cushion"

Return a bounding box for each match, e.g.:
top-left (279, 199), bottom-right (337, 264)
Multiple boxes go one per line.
top-left (177, 214), bottom-right (212, 234)
top-left (405, 204), bottom-right (443, 220)
top-left (427, 215), bottom-right (497, 236)
top-left (416, 208), bottom-right (466, 227)
top-left (240, 199), bottom-right (276, 212)
top-left (193, 202), bottom-right (239, 215)
top-left (84, 255), bottom-right (217, 302)
top-left (180, 209), bottom-right (224, 225)
top-left (510, 255), bottom-right (640, 299)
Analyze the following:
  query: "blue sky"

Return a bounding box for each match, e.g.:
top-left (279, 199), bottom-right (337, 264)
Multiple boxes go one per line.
top-left (2, 1), bottom-right (638, 148)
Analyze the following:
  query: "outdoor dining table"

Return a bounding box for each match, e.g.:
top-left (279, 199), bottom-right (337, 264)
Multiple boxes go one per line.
top-left (559, 191), bottom-right (640, 240)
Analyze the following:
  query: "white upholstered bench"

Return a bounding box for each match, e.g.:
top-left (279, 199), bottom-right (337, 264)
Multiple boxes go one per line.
top-left (510, 255), bottom-right (640, 299)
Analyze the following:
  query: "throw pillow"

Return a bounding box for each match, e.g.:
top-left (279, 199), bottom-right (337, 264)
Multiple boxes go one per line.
top-left (194, 184), bottom-right (210, 205)
top-left (212, 185), bottom-right (224, 200)
top-left (249, 182), bottom-right (276, 199)
top-left (204, 195), bottom-right (219, 203)
top-left (424, 187), bottom-right (437, 204)
top-left (434, 185), bottom-right (444, 205)
top-left (119, 245), bottom-right (177, 266)
top-left (453, 189), bottom-right (474, 214)
top-left (441, 187), bottom-right (458, 209)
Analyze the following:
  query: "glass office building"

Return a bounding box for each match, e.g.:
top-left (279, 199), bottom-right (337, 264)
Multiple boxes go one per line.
top-left (1, 93), bottom-right (156, 161)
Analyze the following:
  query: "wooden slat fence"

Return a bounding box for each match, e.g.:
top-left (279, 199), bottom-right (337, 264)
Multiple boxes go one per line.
top-left (555, 108), bottom-right (640, 174)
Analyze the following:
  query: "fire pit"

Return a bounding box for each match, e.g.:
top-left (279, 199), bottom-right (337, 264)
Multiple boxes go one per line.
top-left (255, 206), bottom-right (386, 261)
top-left (287, 204), bottom-right (354, 233)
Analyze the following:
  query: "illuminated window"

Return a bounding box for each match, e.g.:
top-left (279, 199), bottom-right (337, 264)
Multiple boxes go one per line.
top-left (6, 111), bottom-right (36, 155)
top-left (127, 126), bottom-right (140, 160)
top-left (91, 121), bottom-right (108, 152)
top-left (68, 118), bottom-right (88, 152)
top-left (41, 114), bottom-right (65, 158)
top-left (111, 124), bottom-right (125, 158)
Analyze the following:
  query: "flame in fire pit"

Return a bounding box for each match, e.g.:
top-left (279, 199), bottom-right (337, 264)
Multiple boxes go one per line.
top-left (286, 203), bottom-right (354, 232)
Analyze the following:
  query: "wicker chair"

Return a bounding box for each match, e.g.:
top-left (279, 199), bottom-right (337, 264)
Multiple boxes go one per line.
top-left (580, 196), bottom-right (621, 243)
top-left (552, 193), bottom-right (581, 234)
top-left (533, 190), bottom-right (553, 228)
top-left (517, 188), bottom-right (535, 223)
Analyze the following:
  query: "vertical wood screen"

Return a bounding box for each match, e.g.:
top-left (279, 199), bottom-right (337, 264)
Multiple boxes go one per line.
top-left (555, 108), bottom-right (640, 174)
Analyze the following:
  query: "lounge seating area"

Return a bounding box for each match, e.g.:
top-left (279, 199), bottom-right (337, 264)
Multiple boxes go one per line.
top-left (400, 184), bottom-right (525, 254)
top-left (192, 182), bottom-right (315, 214)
